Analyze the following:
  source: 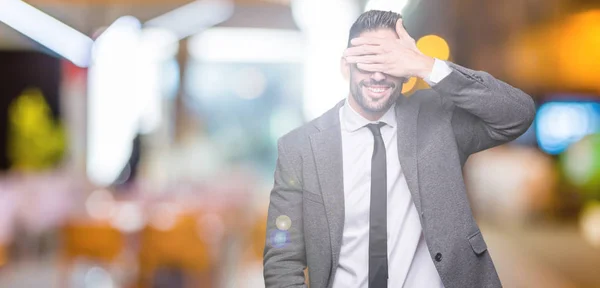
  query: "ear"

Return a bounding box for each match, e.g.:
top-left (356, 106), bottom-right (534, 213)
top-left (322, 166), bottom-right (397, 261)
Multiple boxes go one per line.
top-left (340, 56), bottom-right (350, 80)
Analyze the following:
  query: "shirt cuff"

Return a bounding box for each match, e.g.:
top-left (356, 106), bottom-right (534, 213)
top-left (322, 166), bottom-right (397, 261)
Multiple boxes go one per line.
top-left (423, 58), bottom-right (452, 86)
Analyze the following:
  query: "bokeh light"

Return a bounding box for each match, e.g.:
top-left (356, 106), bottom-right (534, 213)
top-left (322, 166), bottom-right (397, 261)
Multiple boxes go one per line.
top-left (580, 201), bottom-right (600, 248)
top-left (401, 77), bottom-right (417, 94)
top-left (269, 230), bottom-right (289, 248)
top-left (85, 189), bottom-right (116, 220)
top-left (149, 202), bottom-right (181, 231)
top-left (562, 134), bottom-right (600, 197)
top-left (109, 202), bottom-right (144, 233)
top-left (556, 10), bottom-right (600, 91)
top-left (416, 35), bottom-right (450, 60)
top-left (84, 266), bottom-right (115, 288)
top-left (507, 10), bottom-right (600, 92)
top-left (275, 215), bottom-right (292, 231)
top-left (537, 102), bottom-right (600, 155)
top-left (465, 146), bottom-right (557, 226)
top-left (232, 67), bottom-right (267, 100)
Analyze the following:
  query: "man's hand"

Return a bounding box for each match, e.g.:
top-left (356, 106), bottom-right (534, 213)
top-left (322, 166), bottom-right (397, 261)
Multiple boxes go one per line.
top-left (343, 19), bottom-right (435, 79)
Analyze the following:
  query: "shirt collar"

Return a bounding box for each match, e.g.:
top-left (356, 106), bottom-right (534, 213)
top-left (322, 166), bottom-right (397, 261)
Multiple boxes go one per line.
top-left (341, 96), bottom-right (397, 133)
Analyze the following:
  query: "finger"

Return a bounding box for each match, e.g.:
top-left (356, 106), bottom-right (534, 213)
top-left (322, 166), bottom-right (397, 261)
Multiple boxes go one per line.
top-left (345, 54), bottom-right (386, 64)
top-left (356, 63), bottom-right (387, 72)
top-left (395, 19), bottom-right (411, 40)
top-left (350, 37), bottom-right (386, 46)
top-left (344, 45), bottom-right (384, 57)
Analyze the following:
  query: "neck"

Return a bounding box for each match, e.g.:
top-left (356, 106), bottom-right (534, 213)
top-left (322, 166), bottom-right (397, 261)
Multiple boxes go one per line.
top-left (347, 94), bottom-right (388, 121)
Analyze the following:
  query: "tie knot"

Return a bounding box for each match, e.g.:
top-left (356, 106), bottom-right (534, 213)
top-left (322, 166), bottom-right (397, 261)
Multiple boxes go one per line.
top-left (366, 122), bottom-right (386, 137)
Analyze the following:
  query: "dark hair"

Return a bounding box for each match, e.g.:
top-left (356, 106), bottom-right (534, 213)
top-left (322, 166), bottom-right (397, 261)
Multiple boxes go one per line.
top-left (347, 10), bottom-right (403, 47)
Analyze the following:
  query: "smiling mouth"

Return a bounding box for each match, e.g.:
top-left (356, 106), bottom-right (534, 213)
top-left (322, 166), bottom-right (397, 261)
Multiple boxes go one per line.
top-left (366, 86), bottom-right (390, 93)
top-left (363, 85), bottom-right (392, 98)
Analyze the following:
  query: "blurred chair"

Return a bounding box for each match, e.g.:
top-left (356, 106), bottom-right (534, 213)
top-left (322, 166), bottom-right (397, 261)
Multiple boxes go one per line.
top-left (62, 221), bottom-right (124, 262)
top-left (137, 213), bottom-right (212, 288)
top-left (250, 213), bottom-right (267, 262)
top-left (0, 243), bottom-right (6, 268)
top-left (60, 221), bottom-right (125, 286)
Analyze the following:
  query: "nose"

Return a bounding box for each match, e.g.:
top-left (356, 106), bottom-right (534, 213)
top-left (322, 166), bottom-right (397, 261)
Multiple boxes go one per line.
top-left (370, 72), bottom-right (386, 82)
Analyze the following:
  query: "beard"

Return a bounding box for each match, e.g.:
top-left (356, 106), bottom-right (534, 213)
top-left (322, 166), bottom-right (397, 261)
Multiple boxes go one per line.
top-left (350, 77), bottom-right (401, 113)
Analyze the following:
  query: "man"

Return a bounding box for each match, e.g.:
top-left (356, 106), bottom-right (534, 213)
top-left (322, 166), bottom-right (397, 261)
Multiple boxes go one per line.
top-left (263, 10), bottom-right (535, 288)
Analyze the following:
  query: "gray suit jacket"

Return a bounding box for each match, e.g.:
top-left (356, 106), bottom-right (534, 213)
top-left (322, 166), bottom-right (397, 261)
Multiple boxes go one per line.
top-left (263, 62), bottom-right (536, 288)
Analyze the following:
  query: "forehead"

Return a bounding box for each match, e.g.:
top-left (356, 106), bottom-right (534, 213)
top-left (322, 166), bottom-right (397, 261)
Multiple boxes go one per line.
top-left (356, 29), bottom-right (398, 42)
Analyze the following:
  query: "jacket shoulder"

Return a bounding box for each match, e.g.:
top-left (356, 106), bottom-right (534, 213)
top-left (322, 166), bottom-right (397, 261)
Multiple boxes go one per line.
top-left (278, 101), bottom-right (342, 152)
top-left (409, 88), bottom-right (454, 113)
top-left (277, 116), bottom-right (321, 154)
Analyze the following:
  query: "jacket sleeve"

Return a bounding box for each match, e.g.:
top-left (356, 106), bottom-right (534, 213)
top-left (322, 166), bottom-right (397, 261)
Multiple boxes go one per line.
top-left (263, 139), bottom-right (308, 288)
top-left (432, 61), bottom-right (536, 155)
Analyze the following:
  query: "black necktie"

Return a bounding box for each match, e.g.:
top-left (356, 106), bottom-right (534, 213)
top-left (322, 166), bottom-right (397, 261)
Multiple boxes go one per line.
top-left (366, 122), bottom-right (388, 288)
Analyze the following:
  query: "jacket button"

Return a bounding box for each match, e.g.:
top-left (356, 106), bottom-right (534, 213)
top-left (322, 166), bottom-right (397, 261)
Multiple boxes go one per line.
top-left (435, 253), bottom-right (442, 262)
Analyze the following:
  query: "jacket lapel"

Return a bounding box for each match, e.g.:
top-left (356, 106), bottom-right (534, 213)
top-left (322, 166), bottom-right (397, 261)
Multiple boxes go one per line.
top-left (309, 100), bottom-right (345, 286)
top-left (395, 96), bottom-right (423, 215)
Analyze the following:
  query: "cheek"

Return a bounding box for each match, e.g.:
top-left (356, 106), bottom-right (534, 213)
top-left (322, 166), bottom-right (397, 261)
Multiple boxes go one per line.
top-left (351, 74), bottom-right (367, 85)
top-left (349, 75), bottom-right (361, 87)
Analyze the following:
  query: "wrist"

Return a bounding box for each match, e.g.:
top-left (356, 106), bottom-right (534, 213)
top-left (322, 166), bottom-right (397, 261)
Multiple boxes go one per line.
top-left (414, 55), bottom-right (435, 79)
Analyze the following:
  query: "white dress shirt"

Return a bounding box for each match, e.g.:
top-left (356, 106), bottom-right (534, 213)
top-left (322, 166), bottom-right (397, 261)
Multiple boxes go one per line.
top-left (332, 59), bottom-right (451, 288)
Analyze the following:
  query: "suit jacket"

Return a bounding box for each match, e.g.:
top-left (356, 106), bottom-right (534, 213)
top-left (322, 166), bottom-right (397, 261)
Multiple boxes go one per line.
top-left (263, 61), bottom-right (536, 288)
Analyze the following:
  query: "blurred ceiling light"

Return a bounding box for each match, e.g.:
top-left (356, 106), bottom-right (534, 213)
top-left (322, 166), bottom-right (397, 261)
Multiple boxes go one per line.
top-left (139, 27), bottom-right (179, 61)
top-left (0, 0), bottom-right (93, 67)
top-left (94, 15), bottom-right (141, 48)
top-left (88, 16), bottom-right (178, 186)
top-left (87, 16), bottom-right (142, 186)
top-left (145, 0), bottom-right (234, 40)
top-left (365, 0), bottom-right (411, 14)
top-left (188, 28), bottom-right (304, 63)
top-left (292, 0), bottom-right (358, 32)
top-left (416, 34), bottom-right (450, 60)
top-left (136, 28), bottom-right (177, 134)
top-left (291, 0), bottom-right (360, 120)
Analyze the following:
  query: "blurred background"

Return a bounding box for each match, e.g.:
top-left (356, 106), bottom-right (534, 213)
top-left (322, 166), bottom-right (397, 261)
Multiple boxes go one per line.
top-left (0, 0), bottom-right (599, 287)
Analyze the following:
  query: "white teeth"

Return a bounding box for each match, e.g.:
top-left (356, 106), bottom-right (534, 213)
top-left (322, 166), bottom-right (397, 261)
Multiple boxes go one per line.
top-left (367, 87), bottom-right (388, 93)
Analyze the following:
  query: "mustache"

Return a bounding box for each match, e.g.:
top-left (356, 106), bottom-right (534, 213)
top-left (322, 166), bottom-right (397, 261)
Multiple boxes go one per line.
top-left (360, 80), bottom-right (396, 88)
